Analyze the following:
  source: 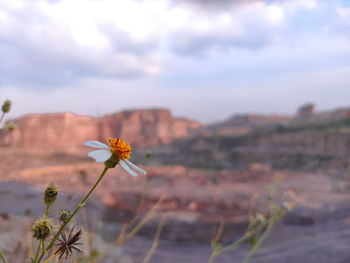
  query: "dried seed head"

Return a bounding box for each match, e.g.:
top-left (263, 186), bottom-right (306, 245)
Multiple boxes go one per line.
top-left (58, 210), bottom-right (70, 223)
top-left (8, 123), bottom-right (16, 131)
top-left (145, 151), bottom-right (152, 160)
top-left (55, 226), bottom-right (84, 260)
top-left (44, 183), bottom-right (58, 207)
top-left (2, 100), bottom-right (11, 113)
top-left (31, 217), bottom-right (54, 240)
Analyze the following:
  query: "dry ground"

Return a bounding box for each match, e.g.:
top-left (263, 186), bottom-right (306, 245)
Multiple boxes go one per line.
top-left (1, 147), bottom-right (350, 263)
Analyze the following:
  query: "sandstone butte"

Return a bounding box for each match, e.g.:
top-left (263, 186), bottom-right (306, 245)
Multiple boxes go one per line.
top-left (0, 109), bottom-right (201, 152)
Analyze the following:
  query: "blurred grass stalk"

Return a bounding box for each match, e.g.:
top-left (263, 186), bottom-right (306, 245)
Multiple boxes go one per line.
top-left (142, 214), bottom-right (167, 263)
top-left (0, 249), bottom-right (8, 263)
top-left (116, 195), bottom-right (166, 247)
top-left (208, 209), bottom-right (286, 263)
top-left (208, 177), bottom-right (291, 263)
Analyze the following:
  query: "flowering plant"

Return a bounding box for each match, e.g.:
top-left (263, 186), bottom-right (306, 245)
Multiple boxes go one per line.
top-left (0, 133), bottom-right (148, 263)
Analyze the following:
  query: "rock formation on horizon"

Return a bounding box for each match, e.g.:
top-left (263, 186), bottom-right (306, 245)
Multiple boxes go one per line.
top-left (0, 109), bottom-right (201, 152)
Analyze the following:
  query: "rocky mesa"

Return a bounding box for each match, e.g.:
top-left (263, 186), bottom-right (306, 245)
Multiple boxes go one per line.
top-left (0, 109), bottom-right (200, 152)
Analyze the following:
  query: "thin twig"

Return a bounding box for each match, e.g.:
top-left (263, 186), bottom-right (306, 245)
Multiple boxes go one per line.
top-left (212, 220), bottom-right (225, 245)
top-left (127, 176), bottom-right (149, 228)
top-left (116, 195), bottom-right (165, 246)
top-left (142, 214), bottom-right (167, 263)
top-left (242, 220), bottom-right (275, 263)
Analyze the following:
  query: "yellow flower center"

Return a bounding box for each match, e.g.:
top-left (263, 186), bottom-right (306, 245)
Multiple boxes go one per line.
top-left (108, 138), bottom-right (132, 160)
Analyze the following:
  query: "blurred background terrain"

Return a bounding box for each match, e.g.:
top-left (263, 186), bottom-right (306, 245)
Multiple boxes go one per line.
top-left (1, 104), bottom-right (350, 262)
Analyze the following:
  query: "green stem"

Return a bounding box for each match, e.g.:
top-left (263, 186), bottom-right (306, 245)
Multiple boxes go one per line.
top-left (208, 251), bottom-right (218, 263)
top-left (41, 240), bottom-right (45, 255)
top-left (0, 248), bottom-right (8, 263)
top-left (208, 233), bottom-right (250, 263)
top-left (208, 223), bottom-right (266, 263)
top-left (45, 205), bottom-right (49, 218)
top-left (33, 240), bottom-right (42, 263)
top-left (242, 220), bottom-right (275, 263)
top-left (42, 252), bottom-right (59, 263)
top-left (221, 233), bottom-right (250, 255)
top-left (36, 166), bottom-right (109, 263)
top-left (0, 113), bottom-right (5, 127)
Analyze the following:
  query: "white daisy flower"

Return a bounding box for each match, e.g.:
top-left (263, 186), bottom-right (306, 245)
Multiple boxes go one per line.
top-left (84, 138), bottom-right (147, 176)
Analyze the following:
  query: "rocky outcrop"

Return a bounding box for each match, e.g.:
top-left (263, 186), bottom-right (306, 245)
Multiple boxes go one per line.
top-left (149, 129), bottom-right (350, 172)
top-left (206, 114), bottom-right (290, 136)
top-left (205, 105), bottom-right (350, 137)
top-left (0, 109), bottom-right (200, 152)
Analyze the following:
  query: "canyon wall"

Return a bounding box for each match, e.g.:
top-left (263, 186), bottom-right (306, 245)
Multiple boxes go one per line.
top-left (0, 109), bottom-right (200, 152)
top-left (150, 130), bottom-right (350, 172)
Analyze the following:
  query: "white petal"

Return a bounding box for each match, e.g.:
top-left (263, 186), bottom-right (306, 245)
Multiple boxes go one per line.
top-left (84, 141), bottom-right (109, 149)
top-left (88, 150), bottom-right (112, 163)
top-left (120, 160), bottom-right (138, 176)
top-left (125, 160), bottom-right (147, 175)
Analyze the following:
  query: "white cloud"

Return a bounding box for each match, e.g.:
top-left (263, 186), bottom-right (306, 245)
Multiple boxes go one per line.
top-left (337, 7), bottom-right (350, 26)
top-left (165, 1), bottom-right (286, 54)
top-left (0, 0), bottom-right (295, 86)
top-left (0, 0), bottom-right (164, 86)
top-left (0, 0), bottom-right (349, 123)
top-left (288, 0), bottom-right (318, 10)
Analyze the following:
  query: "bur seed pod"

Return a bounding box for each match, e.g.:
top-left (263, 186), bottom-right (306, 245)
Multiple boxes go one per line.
top-left (2, 100), bottom-right (11, 113)
top-left (8, 123), bottom-right (16, 131)
top-left (58, 210), bottom-right (70, 223)
top-left (44, 183), bottom-right (58, 207)
top-left (145, 151), bottom-right (152, 160)
top-left (31, 217), bottom-right (54, 240)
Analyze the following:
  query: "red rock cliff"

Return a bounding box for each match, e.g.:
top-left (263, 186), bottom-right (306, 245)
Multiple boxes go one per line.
top-left (0, 109), bottom-right (200, 152)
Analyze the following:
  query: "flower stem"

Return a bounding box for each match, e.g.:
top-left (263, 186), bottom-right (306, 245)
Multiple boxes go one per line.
top-left (142, 215), bottom-right (167, 263)
top-left (42, 252), bottom-right (59, 263)
top-left (208, 233), bottom-right (249, 263)
top-left (208, 222), bottom-right (266, 263)
top-left (45, 205), bottom-right (49, 218)
top-left (242, 220), bottom-right (275, 263)
top-left (0, 112), bottom-right (5, 126)
top-left (33, 240), bottom-right (42, 263)
top-left (36, 166), bottom-right (109, 263)
top-left (0, 248), bottom-right (8, 263)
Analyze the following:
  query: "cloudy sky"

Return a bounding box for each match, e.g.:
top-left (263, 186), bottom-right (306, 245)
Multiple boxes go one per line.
top-left (0, 0), bottom-right (349, 123)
